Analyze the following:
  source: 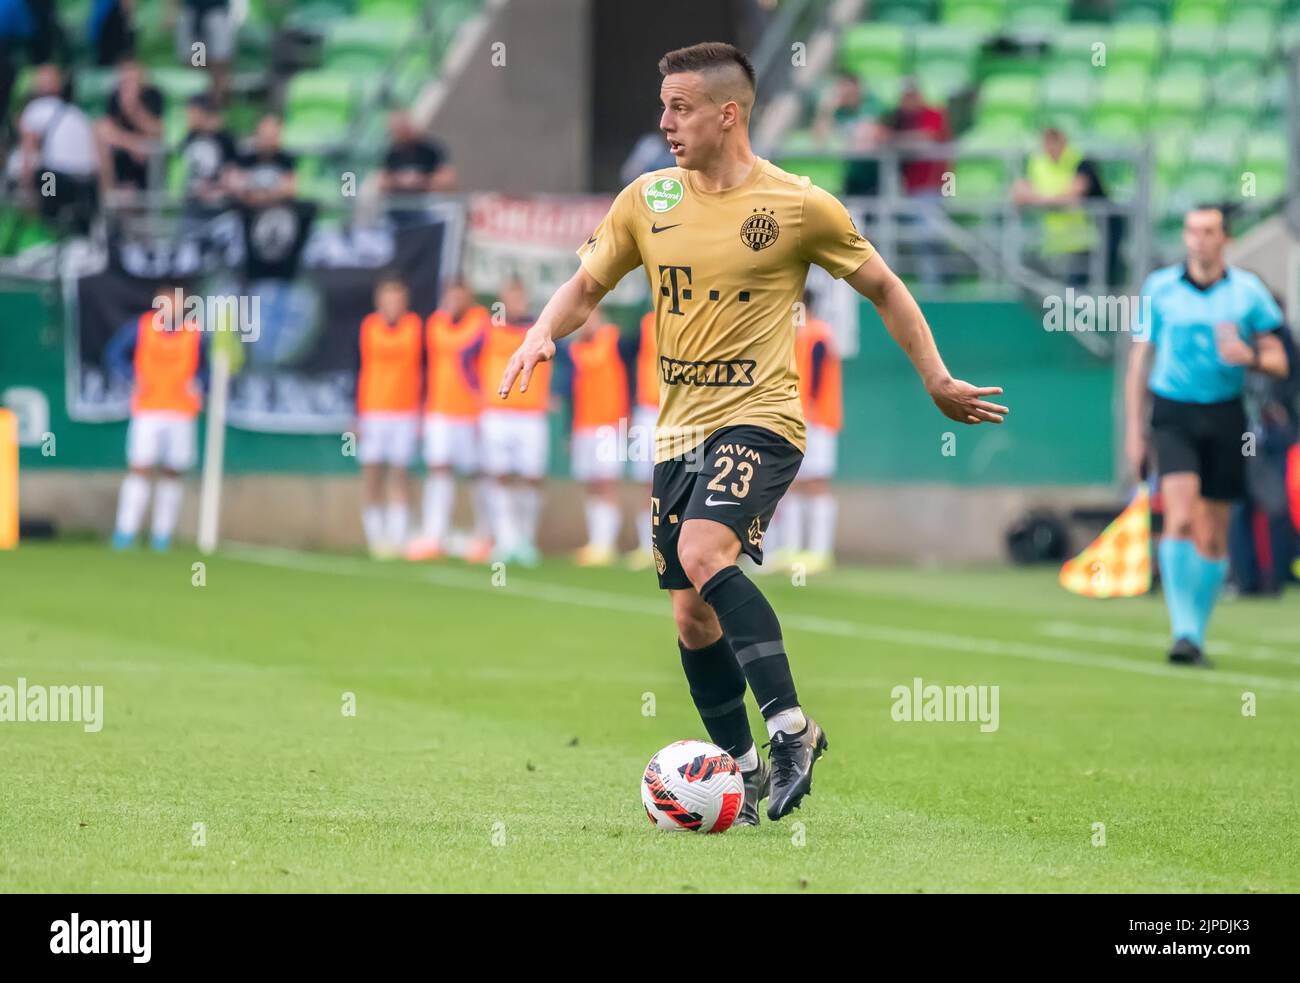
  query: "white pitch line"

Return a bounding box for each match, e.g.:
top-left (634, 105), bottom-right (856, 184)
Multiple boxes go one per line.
top-left (1038, 621), bottom-right (1300, 667)
top-left (224, 545), bottom-right (1300, 694)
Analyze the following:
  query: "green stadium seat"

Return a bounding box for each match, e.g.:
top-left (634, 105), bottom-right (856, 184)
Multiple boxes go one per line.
top-left (289, 0), bottom-right (357, 27)
top-left (1050, 25), bottom-right (1111, 69)
top-left (1165, 27), bottom-right (1220, 74)
top-left (1152, 70), bottom-right (1209, 129)
top-left (941, 0), bottom-right (1007, 30)
top-left (1114, 0), bottom-right (1170, 24)
top-left (952, 158), bottom-right (1008, 200)
top-left (979, 74), bottom-right (1039, 116)
top-left (1242, 133), bottom-right (1287, 200)
top-left (1170, 0), bottom-right (1226, 25)
top-left (1212, 71), bottom-right (1263, 112)
top-left (1186, 133), bottom-right (1239, 169)
top-left (72, 68), bottom-right (118, 113)
top-left (838, 24), bottom-right (910, 79)
top-left (1220, 27), bottom-right (1276, 74)
top-left (282, 71), bottom-right (360, 151)
top-left (149, 68), bottom-right (210, 105)
top-left (1041, 66), bottom-right (1094, 116)
top-left (775, 156), bottom-right (847, 196)
top-left (912, 24), bottom-right (983, 71)
top-left (1109, 24), bottom-right (1163, 74)
top-left (323, 18), bottom-right (415, 74)
top-left (1005, 0), bottom-right (1068, 30)
top-left (916, 61), bottom-right (974, 103)
top-left (874, 0), bottom-right (937, 25)
top-left (357, 0), bottom-right (424, 19)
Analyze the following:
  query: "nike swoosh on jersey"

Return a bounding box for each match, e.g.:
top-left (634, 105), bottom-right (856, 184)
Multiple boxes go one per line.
top-left (704, 495), bottom-right (740, 506)
top-left (650, 223), bottom-right (681, 234)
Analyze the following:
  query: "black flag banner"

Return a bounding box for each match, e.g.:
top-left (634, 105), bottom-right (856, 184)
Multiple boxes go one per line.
top-left (66, 200), bottom-right (464, 433)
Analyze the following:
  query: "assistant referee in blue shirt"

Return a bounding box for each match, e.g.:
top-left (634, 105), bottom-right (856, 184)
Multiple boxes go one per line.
top-left (1125, 205), bottom-right (1289, 667)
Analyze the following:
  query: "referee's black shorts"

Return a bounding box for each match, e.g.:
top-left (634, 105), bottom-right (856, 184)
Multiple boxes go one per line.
top-left (1150, 393), bottom-right (1247, 501)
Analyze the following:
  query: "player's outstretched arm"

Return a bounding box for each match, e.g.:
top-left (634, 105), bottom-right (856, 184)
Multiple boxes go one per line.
top-left (844, 253), bottom-right (1008, 425)
top-left (497, 267), bottom-right (610, 398)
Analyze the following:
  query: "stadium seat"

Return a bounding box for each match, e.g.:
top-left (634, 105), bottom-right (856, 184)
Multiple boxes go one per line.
top-left (952, 157), bottom-right (1008, 200)
top-left (1151, 69), bottom-right (1209, 130)
top-left (282, 71), bottom-right (361, 151)
top-left (149, 68), bottom-right (210, 105)
top-left (838, 24), bottom-right (909, 79)
top-left (1114, 0), bottom-right (1170, 24)
top-left (357, 0), bottom-right (425, 19)
top-left (1040, 66), bottom-right (1094, 136)
top-left (941, 0), bottom-right (1007, 30)
top-left (1170, 0), bottom-right (1226, 26)
top-left (978, 75), bottom-right (1039, 119)
top-left (1109, 24), bottom-right (1163, 75)
top-left (775, 156), bottom-right (847, 196)
top-left (1164, 27), bottom-right (1220, 74)
top-left (1005, 0), bottom-right (1068, 30)
top-left (323, 18), bottom-right (414, 74)
top-left (1220, 27), bottom-right (1276, 75)
top-left (72, 68), bottom-right (118, 113)
top-left (1049, 25), bottom-right (1111, 70)
top-left (1242, 133), bottom-right (1288, 199)
top-left (874, 0), bottom-right (937, 25)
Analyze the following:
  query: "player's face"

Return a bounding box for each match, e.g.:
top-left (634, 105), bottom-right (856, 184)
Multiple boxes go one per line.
top-left (659, 74), bottom-right (727, 170)
top-left (443, 284), bottom-right (471, 317)
top-left (1183, 209), bottom-right (1227, 265)
top-left (377, 284), bottom-right (407, 320)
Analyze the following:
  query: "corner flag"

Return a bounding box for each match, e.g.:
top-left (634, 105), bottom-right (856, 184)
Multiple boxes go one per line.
top-left (1059, 488), bottom-right (1151, 598)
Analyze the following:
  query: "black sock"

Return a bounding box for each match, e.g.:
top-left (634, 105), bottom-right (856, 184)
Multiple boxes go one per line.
top-left (699, 565), bottom-right (799, 718)
top-left (679, 635), bottom-right (754, 761)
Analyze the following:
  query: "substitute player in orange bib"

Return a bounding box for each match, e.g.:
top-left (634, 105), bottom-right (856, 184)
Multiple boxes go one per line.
top-left (356, 275), bottom-right (422, 558)
top-left (567, 309), bottom-right (629, 566)
top-left (407, 276), bottom-right (493, 563)
top-left (498, 43), bottom-right (1007, 825)
top-left (109, 285), bottom-right (205, 552)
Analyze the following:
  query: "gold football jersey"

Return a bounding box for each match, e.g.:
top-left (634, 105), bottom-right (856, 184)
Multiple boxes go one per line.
top-left (578, 157), bottom-right (874, 462)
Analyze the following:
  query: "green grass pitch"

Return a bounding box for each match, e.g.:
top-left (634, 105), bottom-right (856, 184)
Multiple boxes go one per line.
top-left (2, 540), bottom-right (1297, 892)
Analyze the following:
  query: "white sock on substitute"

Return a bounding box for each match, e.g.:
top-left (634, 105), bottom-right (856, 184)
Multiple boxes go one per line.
top-left (766, 706), bottom-right (807, 738)
top-left (385, 502), bottom-right (409, 548)
top-left (150, 478), bottom-right (184, 541)
top-left (734, 744), bottom-right (760, 773)
top-left (515, 485), bottom-right (541, 548)
top-left (782, 494), bottom-right (806, 553)
top-left (472, 477), bottom-right (493, 541)
top-left (422, 472), bottom-right (454, 542)
top-left (362, 505), bottom-right (386, 549)
top-left (591, 499), bottom-right (620, 550)
top-left (809, 493), bottom-right (837, 556)
top-left (489, 482), bottom-right (517, 554)
top-left (637, 507), bottom-right (652, 552)
top-left (114, 473), bottom-right (151, 537)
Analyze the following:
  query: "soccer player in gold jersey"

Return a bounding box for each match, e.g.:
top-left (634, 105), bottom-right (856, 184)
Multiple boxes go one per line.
top-left (499, 43), bottom-right (1008, 825)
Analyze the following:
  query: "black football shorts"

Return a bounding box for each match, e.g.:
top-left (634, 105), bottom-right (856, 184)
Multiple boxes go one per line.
top-left (1150, 393), bottom-right (1247, 501)
top-left (650, 424), bottom-right (803, 590)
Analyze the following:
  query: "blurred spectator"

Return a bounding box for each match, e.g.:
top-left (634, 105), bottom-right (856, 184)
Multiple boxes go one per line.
top-left (380, 110), bottom-right (455, 194)
top-left (881, 80), bottom-right (951, 287)
top-left (90, 0), bottom-right (136, 66)
top-left (230, 113), bottom-right (296, 206)
top-left (1011, 126), bottom-right (1099, 287)
top-left (1230, 324), bottom-right (1299, 595)
top-left (179, 92), bottom-right (235, 213)
top-left (95, 59), bottom-right (164, 197)
top-left (812, 70), bottom-right (884, 196)
top-left (13, 63), bottom-right (99, 234)
top-left (173, 0), bottom-right (233, 105)
top-left (620, 130), bottom-right (675, 185)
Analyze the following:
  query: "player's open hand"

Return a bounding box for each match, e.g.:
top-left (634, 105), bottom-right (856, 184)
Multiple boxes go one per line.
top-left (498, 328), bottom-right (556, 399)
top-left (927, 377), bottom-right (1008, 425)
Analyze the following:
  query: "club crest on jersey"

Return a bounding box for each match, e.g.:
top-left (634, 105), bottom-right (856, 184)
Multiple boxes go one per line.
top-left (644, 177), bottom-right (684, 213)
top-left (740, 207), bottom-right (779, 251)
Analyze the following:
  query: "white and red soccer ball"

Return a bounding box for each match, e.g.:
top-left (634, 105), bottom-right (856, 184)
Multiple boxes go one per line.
top-left (641, 739), bottom-right (744, 833)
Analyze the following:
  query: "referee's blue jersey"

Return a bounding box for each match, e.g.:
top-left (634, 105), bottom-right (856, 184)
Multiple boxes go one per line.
top-left (1136, 264), bottom-right (1283, 404)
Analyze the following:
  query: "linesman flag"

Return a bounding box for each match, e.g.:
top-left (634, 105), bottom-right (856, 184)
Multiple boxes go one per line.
top-left (1059, 488), bottom-right (1152, 598)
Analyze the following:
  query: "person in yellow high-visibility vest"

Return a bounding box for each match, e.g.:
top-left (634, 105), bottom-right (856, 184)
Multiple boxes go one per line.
top-left (1011, 127), bottom-right (1099, 287)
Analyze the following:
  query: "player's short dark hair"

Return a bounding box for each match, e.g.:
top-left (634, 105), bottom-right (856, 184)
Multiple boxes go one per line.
top-left (658, 42), bottom-right (756, 92)
top-left (375, 271), bottom-right (407, 292)
top-left (1189, 203), bottom-right (1231, 234)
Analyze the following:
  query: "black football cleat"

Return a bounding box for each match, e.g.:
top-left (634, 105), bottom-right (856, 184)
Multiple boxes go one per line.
top-left (765, 718), bottom-right (828, 821)
top-left (1168, 637), bottom-right (1213, 668)
top-left (733, 756), bottom-right (770, 827)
